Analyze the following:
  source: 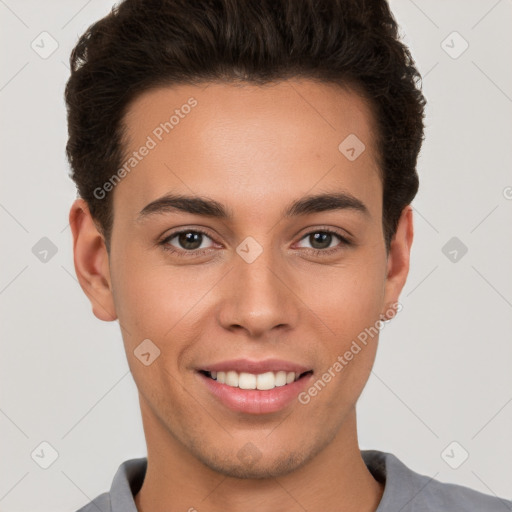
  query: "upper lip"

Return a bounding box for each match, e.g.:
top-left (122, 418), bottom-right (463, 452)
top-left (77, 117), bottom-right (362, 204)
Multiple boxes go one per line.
top-left (198, 358), bottom-right (312, 375)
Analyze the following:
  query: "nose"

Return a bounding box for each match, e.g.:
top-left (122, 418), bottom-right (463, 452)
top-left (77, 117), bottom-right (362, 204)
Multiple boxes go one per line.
top-left (217, 245), bottom-right (300, 339)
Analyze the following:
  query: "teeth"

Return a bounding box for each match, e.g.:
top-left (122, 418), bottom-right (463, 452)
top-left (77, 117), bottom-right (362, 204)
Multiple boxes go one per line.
top-left (256, 372), bottom-right (276, 390)
top-left (239, 372), bottom-right (257, 389)
top-left (275, 371), bottom-right (287, 387)
top-left (225, 370), bottom-right (239, 387)
top-left (207, 370), bottom-right (306, 390)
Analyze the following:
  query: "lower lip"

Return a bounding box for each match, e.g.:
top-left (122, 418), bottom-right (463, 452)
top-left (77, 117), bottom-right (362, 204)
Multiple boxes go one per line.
top-left (198, 372), bottom-right (314, 414)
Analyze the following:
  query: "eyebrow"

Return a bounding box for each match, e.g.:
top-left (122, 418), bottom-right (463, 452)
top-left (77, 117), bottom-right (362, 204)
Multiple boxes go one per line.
top-left (137, 191), bottom-right (370, 221)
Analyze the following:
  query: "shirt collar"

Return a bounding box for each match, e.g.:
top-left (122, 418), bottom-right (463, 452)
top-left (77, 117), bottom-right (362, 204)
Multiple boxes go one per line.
top-left (110, 457), bottom-right (147, 512)
top-left (108, 450), bottom-right (419, 511)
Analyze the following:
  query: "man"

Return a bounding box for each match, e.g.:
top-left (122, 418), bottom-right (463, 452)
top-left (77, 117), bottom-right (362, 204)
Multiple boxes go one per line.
top-left (66, 0), bottom-right (510, 510)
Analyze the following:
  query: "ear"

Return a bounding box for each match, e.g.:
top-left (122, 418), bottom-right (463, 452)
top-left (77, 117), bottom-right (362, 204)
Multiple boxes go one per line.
top-left (69, 198), bottom-right (117, 322)
top-left (382, 205), bottom-right (414, 319)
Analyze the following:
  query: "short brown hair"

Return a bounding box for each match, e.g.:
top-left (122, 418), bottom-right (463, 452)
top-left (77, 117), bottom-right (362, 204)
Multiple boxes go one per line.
top-left (65, 0), bottom-right (426, 252)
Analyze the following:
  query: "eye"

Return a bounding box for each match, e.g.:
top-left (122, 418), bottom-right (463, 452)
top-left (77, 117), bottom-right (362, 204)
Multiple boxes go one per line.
top-left (160, 228), bottom-right (216, 257)
top-left (159, 227), bottom-right (352, 259)
top-left (295, 229), bottom-right (351, 255)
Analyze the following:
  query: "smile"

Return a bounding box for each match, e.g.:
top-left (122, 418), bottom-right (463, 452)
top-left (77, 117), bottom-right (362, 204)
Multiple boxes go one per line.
top-left (200, 369), bottom-right (312, 390)
top-left (197, 360), bottom-right (314, 414)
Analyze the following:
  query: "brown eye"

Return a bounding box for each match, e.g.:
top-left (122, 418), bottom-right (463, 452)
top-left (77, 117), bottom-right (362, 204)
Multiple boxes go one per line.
top-left (296, 229), bottom-right (349, 253)
top-left (160, 229), bottom-right (216, 256)
top-left (175, 231), bottom-right (205, 250)
top-left (308, 232), bottom-right (335, 250)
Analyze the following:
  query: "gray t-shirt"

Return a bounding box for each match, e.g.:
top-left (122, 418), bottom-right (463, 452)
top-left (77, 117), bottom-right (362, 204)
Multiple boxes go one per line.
top-left (75, 450), bottom-right (511, 511)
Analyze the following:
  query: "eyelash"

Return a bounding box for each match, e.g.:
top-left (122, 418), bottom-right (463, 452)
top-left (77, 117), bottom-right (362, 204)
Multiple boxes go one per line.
top-left (158, 227), bottom-right (352, 259)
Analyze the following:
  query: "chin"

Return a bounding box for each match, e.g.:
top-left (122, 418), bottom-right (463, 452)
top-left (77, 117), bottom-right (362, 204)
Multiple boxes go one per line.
top-left (193, 442), bottom-right (320, 480)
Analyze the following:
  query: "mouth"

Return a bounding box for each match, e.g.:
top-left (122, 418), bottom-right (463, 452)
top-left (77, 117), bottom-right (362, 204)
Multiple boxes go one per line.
top-left (196, 360), bottom-right (315, 414)
top-left (198, 369), bottom-right (314, 390)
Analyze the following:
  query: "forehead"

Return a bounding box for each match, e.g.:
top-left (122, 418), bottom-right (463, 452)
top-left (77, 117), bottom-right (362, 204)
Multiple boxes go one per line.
top-left (115, 79), bottom-right (381, 222)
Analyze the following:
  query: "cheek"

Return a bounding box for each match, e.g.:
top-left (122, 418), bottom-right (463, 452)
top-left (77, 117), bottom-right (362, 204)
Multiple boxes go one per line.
top-left (110, 250), bottom-right (215, 353)
top-left (304, 255), bottom-right (387, 335)
top-left (109, 259), bottom-right (200, 399)
top-left (301, 254), bottom-right (386, 396)
top-left (111, 237), bottom-right (387, 349)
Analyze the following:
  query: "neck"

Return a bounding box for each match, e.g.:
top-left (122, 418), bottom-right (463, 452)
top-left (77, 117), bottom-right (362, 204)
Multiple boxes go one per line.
top-left (134, 398), bottom-right (383, 512)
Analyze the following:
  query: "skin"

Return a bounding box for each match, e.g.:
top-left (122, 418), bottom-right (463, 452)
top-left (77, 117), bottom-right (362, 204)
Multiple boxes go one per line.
top-left (70, 79), bottom-right (413, 512)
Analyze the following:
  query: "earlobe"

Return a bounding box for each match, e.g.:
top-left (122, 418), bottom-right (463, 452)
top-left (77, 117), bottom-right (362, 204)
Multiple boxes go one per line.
top-left (382, 205), bottom-right (414, 316)
top-left (69, 199), bottom-right (117, 322)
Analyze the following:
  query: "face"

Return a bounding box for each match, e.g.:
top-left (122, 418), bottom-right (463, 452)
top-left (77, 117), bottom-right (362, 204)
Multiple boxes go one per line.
top-left (71, 79), bottom-right (412, 479)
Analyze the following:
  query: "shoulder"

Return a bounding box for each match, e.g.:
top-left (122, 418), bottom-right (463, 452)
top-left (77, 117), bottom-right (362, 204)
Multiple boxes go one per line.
top-left (417, 476), bottom-right (511, 511)
top-left (72, 457), bottom-right (147, 512)
top-left (362, 449), bottom-right (511, 512)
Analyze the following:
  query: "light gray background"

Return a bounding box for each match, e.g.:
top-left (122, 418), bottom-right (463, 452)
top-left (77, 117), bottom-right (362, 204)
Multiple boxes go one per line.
top-left (1, 1), bottom-right (511, 510)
